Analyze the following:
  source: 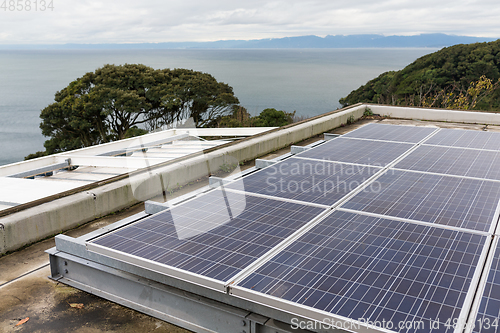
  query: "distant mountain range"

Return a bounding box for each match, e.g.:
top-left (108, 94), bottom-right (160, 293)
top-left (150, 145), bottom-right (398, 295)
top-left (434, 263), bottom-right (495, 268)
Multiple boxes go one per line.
top-left (0, 34), bottom-right (497, 50)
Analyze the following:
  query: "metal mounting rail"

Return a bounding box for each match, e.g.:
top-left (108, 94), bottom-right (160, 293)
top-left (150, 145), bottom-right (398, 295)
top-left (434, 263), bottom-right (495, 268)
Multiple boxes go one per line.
top-left (8, 159), bottom-right (71, 178)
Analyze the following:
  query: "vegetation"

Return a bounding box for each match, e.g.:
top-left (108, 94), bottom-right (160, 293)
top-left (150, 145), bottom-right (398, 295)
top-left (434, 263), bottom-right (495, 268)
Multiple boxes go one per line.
top-left (218, 106), bottom-right (295, 128)
top-left (24, 151), bottom-right (48, 161)
top-left (339, 40), bottom-right (500, 111)
top-left (28, 64), bottom-right (300, 160)
top-left (38, 64), bottom-right (239, 154)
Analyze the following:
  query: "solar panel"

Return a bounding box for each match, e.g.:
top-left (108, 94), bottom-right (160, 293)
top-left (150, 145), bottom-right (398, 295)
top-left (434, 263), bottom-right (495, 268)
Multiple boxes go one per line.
top-left (425, 128), bottom-right (500, 151)
top-left (234, 210), bottom-right (487, 333)
top-left (88, 189), bottom-right (326, 288)
top-left (342, 170), bottom-right (500, 232)
top-left (225, 157), bottom-right (381, 206)
top-left (75, 123), bottom-right (500, 332)
top-left (343, 123), bottom-right (437, 143)
top-left (298, 137), bottom-right (414, 167)
top-left (395, 145), bottom-right (500, 181)
top-left (470, 240), bottom-right (500, 333)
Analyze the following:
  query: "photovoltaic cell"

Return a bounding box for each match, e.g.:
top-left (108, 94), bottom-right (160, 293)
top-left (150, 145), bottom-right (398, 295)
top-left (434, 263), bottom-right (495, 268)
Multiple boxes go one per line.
top-left (86, 123), bottom-right (500, 332)
top-left (343, 123), bottom-right (436, 143)
top-left (90, 190), bottom-right (325, 283)
top-left (472, 241), bottom-right (500, 333)
top-left (225, 157), bottom-right (381, 206)
top-left (342, 170), bottom-right (500, 232)
top-left (395, 145), bottom-right (500, 181)
top-left (236, 211), bottom-right (486, 333)
top-left (425, 128), bottom-right (500, 151)
top-left (298, 137), bottom-right (414, 166)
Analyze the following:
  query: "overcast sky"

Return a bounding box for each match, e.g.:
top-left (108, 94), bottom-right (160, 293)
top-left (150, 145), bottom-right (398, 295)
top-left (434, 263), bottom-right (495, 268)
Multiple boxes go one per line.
top-left (1, 0), bottom-right (499, 44)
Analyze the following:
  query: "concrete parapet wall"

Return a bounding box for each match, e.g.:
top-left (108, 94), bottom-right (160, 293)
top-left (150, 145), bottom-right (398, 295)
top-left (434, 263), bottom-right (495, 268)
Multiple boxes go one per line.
top-left (0, 104), bottom-right (366, 254)
top-left (371, 105), bottom-right (500, 124)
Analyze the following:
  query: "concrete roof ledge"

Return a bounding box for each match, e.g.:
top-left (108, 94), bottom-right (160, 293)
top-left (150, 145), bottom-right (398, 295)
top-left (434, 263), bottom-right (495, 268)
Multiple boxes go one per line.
top-left (371, 105), bottom-right (500, 124)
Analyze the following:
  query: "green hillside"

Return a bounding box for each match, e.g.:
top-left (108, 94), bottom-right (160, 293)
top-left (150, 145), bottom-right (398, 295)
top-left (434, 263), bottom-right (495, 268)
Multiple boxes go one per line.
top-left (340, 40), bottom-right (500, 111)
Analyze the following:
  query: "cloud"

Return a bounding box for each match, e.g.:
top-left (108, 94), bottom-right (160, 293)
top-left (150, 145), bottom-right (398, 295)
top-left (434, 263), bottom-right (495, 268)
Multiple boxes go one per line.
top-left (0, 0), bottom-right (498, 44)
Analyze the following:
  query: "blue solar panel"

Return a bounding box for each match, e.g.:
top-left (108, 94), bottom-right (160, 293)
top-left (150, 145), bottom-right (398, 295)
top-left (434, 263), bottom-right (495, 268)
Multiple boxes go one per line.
top-left (84, 123), bottom-right (500, 331)
top-left (343, 123), bottom-right (436, 143)
top-left (425, 128), bottom-right (500, 151)
top-left (225, 157), bottom-right (381, 206)
top-left (342, 170), bottom-right (500, 232)
top-left (90, 189), bottom-right (325, 283)
top-left (472, 241), bottom-right (500, 333)
top-left (236, 210), bottom-right (487, 333)
top-left (298, 137), bottom-right (414, 167)
top-left (395, 145), bottom-right (500, 181)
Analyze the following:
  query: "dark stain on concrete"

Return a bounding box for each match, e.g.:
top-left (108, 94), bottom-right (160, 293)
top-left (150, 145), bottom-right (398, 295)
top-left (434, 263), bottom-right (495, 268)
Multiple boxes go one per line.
top-left (0, 272), bottom-right (188, 333)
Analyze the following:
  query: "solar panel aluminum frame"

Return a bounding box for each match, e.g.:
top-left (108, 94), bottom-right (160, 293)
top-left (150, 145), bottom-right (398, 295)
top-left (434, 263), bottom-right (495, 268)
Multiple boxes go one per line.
top-left (392, 143), bottom-right (500, 184)
top-left (86, 240), bottom-right (228, 292)
top-left (422, 128), bottom-right (500, 152)
top-left (341, 122), bottom-right (440, 144)
top-left (224, 158), bottom-right (386, 209)
top-left (230, 286), bottom-right (389, 333)
top-left (291, 137), bottom-right (416, 168)
top-left (222, 187), bottom-right (331, 210)
top-left (336, 207), bottom-right (494, 237)
top-left (341, 136), bottom-right (422, 145)
top-left (422, 143), bottom-right (500, 154)
top-left (341, 145), bottom-right (500, 232)
top-left (367, 172), bottom-right (500, 235)
top-left (485, 198), bottom-right (500, 236)
top-left (86, 189), bottom-right (332, 294)
top-left (464, 237), bottom-right (500, 333)
top-left (229, 214), bottom-right (494, 333)
top-left (390, 166), bottom-right (500, 184)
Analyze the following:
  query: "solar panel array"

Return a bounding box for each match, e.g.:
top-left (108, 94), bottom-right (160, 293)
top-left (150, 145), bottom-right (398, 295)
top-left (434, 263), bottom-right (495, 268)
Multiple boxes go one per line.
top-left (90, 189), bottom-right (326, 283)
top-left (342, 123), bottom-right (437, 143)
top-left (88, 123), bottom-right (500, 333)
top-left (425, 128), bottom-right (500, 151)
top-left (342, 170), bottom-right (500, 232)
top-left (394, 145), bottom-right (500, 181)
top-left (237, 211), bottom-right (487, 332)
top-left (299, 137), bottom-right (414, 166)
top-left (225, 157), bottom-right (381, 206)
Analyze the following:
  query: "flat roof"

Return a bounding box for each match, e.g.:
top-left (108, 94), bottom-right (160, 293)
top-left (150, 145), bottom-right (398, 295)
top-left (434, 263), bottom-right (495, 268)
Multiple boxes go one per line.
top-left (0, 127), bottom-right (275, 213)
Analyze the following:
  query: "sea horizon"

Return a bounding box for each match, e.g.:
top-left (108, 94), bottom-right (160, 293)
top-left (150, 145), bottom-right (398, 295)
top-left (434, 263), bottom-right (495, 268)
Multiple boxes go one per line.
top-left (0, 48), bottom-right (437, 166)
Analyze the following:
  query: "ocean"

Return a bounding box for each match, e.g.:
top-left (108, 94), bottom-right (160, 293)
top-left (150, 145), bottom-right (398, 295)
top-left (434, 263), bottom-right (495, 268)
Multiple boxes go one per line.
top-left (0, 48), bottom-right (436, 166)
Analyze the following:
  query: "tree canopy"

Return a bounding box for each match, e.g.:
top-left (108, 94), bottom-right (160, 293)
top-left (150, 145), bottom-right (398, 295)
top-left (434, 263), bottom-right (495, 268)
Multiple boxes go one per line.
top-left (253, 108), bottom-right (295, 127)
top-left (39, 64), bottom-right (239, 154)
top-left (339, 39), bottom-right (500, 111)
top-left (218, 107), bottom-right (295, 128)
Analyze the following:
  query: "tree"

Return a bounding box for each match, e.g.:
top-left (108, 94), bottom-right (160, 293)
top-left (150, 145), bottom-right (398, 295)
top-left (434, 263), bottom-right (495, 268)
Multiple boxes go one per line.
top-left (253, 108), bottom-right (295, 127)
top-left (39, 64), bottom-right (239, 154)
top-left (217, 107), bottom-right (296, 128)
top-left (339, 39), bottom-right (500, 110)
top-left (153, 68), bottom-right (240, 128)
